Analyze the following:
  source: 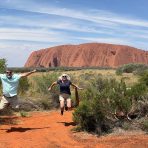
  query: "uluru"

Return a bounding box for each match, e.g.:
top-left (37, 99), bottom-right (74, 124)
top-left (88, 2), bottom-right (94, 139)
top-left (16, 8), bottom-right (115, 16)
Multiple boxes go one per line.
top-left (25, 43), bottom-right (148, 68)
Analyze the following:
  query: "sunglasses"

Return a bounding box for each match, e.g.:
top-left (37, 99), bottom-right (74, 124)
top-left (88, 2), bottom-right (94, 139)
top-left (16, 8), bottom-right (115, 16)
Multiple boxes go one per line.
top-left (6, 71), bottom-right (12, 74)
top-left (62, 76), bottom-right (67, 78)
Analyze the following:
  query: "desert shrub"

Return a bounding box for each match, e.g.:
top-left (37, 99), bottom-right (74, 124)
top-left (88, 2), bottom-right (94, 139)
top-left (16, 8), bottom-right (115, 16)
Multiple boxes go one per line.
top-left (127, 83), bottom-right (147, 100)
top-left (122, 122), bottom-right (132, 130)
top-left (73, 75), bottom-right (148, 135)
top-left (116, 63), bottom-right (148, 75)
top-left (116, 69), bottom-right (123, 75)
top-left (141, 119), bottom-right (148, 132)
top-left (38, 97), bottom-right (52, 110)
top-left (139, 71), bottom-right (148, 86)
top-left (0, 59), bottom-right (6, 95)
top-left (133, 67), bottom-right (148, 75)
top-left (82, 73), bottom-right (95, 80)
top-left (73, 78), bottom-right (118, 133)
top-left (73, 100), bottom-right (95, 131)
top-left (73, 92), bottom-right (113, 134)
top-left (18, 77), bottom-right (30, 95)
top-left (31, 73), bottom-right (59, 94)
top-left (30, 73), bottom-right (60, 108)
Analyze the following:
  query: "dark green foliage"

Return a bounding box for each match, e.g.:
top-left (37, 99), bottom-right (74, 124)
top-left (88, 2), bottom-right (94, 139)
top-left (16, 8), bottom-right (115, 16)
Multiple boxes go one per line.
top-left (139, 71), bottom-right (148, 86)
top-left (116, 69), bottom-right (123, 75)
top-left (116, 63), bottom-right (148, 75)
top-left (73, 75), bottom-right (148, 134)
top-left (73, 101), bottom-right (96, 131)
top-left (127, 83), bottom-right (147, 100)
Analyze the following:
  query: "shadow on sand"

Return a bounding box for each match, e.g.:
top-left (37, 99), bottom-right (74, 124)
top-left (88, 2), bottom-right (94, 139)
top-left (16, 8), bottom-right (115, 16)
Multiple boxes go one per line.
top-left (1, 126), bottom-right (50, 133)
top-left (57, 121), bottom-right (77, 126)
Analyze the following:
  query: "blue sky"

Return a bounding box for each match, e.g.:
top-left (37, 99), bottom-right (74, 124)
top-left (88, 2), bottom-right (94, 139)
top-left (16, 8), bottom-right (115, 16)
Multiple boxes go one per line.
top-left (0, 0), bottom-right (148, 67)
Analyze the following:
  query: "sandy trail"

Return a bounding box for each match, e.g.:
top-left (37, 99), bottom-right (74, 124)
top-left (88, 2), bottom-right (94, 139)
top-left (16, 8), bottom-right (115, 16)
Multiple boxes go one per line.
top-left (0, 111), bottom-right (148, 148)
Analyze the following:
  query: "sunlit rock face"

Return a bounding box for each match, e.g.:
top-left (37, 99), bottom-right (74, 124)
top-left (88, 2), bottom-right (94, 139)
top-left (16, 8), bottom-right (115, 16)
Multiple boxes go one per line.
top-left (25, 43), bottom-right (148, 68)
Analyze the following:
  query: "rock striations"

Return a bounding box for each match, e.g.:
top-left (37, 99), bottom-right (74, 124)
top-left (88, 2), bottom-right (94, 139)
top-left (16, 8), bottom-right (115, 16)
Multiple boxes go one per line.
top-left (25, 43), bottom-right (148, 68)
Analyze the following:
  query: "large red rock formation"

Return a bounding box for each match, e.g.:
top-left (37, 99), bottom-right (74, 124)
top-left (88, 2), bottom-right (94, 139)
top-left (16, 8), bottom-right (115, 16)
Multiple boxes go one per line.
top-left (25, 43), bottom-right (148, 68)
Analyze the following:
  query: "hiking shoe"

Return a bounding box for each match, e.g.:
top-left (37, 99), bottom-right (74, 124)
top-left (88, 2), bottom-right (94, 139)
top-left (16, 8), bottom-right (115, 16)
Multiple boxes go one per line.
top-left (61, 110), bottom-right (64, 115)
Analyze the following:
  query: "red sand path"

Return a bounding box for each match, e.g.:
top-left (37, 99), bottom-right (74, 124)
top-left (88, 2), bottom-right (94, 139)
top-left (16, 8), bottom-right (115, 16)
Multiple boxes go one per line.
top-left (0, 111), bottom-right (148, 148)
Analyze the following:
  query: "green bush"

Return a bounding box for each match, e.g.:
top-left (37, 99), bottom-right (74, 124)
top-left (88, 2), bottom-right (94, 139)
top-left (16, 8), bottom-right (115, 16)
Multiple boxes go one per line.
top-left (116, 69), bottom-right (123, 75)
top-left (141, 119), bottom-right (148, 132)
top-left (116, 63), bottom-right (148, 75)
top-left (127, 83), bottom-right (147, 101)
top-left (73, 100), bottom-right (96, 131)
top-left (73, 75), bottom-right (148, 135)
top-left (18, 77), bottom-right (30, 95)
top-left (139, 71), bottom-right (148, 86)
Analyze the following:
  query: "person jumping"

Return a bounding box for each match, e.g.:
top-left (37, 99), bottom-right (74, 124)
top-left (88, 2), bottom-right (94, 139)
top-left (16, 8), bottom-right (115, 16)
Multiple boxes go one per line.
top-left (0, 69), bottom-right (36, 111)
top-left (48, 73), bottom-right (82, 115)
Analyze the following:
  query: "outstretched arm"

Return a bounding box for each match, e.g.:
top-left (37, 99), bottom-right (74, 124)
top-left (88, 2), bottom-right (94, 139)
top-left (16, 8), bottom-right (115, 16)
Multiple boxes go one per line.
top-left (48, 82), bottom-right (57, 91)
top-left (20, 69), bottom-right (36, 78)
top-left (71, 83), bottom-right (83, 90)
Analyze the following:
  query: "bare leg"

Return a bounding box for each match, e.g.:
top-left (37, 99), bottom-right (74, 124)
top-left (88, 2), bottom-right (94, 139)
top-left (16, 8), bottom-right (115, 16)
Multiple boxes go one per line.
top-left (60, 100), bottom-right (64, 115)
top-left (67, 99), bottom-right (72, 110)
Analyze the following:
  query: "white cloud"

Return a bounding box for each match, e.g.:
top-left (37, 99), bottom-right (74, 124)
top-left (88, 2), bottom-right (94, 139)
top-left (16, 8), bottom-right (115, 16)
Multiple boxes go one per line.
top-left (2, 1), bottom-right (148, 28)
top-left (77, 37), bottom-right (131, 45)
top-left (0, 28), bottom-right (65, 42)
top-left (4, 2), bottom-right (147, 28)
top-left (33, 7), bottom-right (148, 28)
top-left (0, 14), bottom-right (114, 35)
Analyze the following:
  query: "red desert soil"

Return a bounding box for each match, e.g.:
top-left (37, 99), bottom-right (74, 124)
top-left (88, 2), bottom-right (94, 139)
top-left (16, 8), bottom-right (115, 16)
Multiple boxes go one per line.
top-left (0, 111), bottom-right (148, 148)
